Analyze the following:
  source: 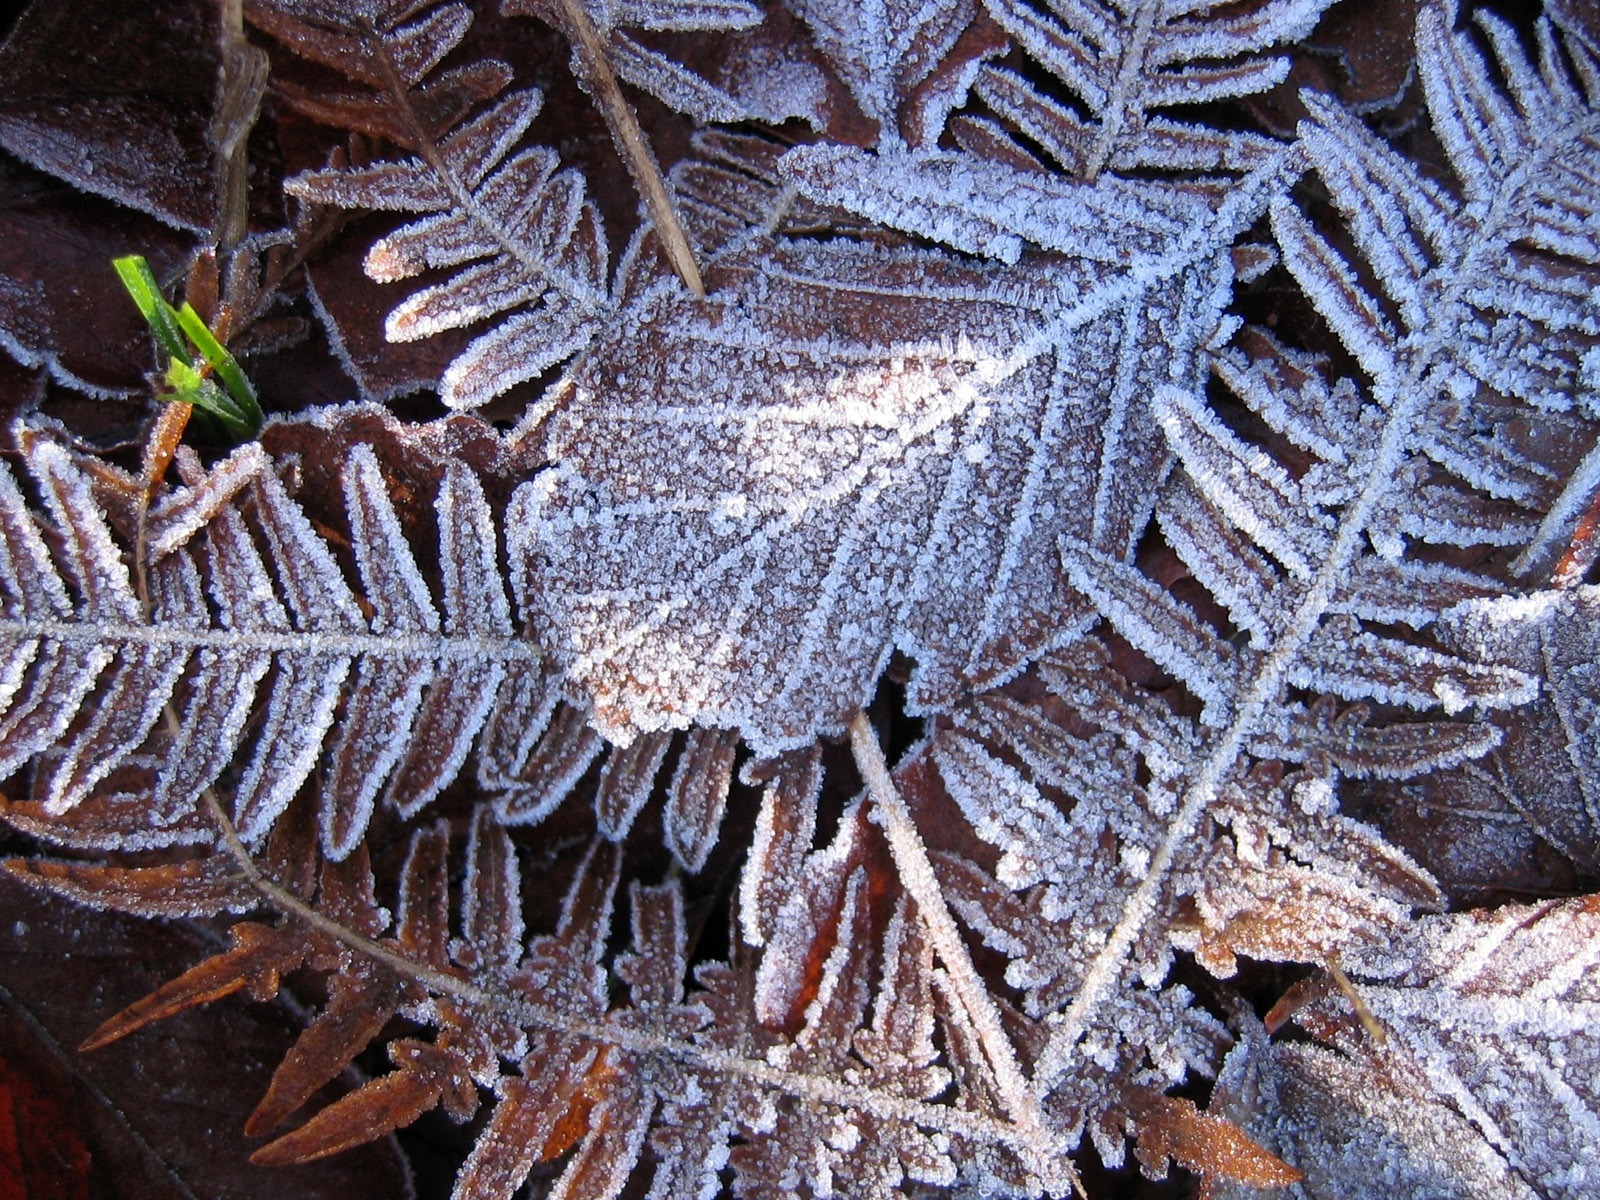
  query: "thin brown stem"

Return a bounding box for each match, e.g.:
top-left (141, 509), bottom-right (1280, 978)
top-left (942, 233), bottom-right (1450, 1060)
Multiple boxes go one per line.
top-left (212, 0), bottom-right (269, 251)
top-left (848, 711), bottom-right (1079, 1196)
top-left (553, 0), bottom-right (706, 297)
top-left (1327, 955), bottom-right (1387, 1046)
top-left (132, 403), bottom-right (193, 619)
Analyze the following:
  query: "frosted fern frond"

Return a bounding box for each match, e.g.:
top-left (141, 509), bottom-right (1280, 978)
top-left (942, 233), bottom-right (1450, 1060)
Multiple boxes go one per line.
top-left (246, 0), bottom-right (513, 147)
top-left (775, 139), bottom-right (1280, 264)
top-left (941, 662), bottom-right (1445, 985)
top-left (919, 739), bottom-right (1242, 1170)
top-left (783, 0), bottom-right (1005, 147)
top-left (287, 89), bottom-right (612, 409)
top-left (804, 668), bottom-right (1451, 1173)
top-left (730, 880), bottom-right (965, 1196)
top-left (977, 0), bottom-right (1338, 177)
top-left (1025, 0), bottom-right (1594, 1098)
top-left (1272, 4), bottom-right (1600, 520)
top-left (271, 818), bottom-right (1042, 1200)
top-left (0, 426), bottom-right (543, 860)
top-left (1062, 532), bottom-right (1532, 722)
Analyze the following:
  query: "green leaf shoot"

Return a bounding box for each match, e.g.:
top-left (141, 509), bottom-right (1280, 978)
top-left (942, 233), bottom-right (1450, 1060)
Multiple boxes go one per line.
top-left (113, 255), bottom-right (263, 440)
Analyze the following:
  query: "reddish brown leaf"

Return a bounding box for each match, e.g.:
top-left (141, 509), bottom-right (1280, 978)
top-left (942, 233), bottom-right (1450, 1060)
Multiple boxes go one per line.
top-left (0, 157), bottom-right (190, 395)
top-left (396, 820), bottom-right (452, 969)
top-left (2, 855), bottom-right (255, 918)
top-left (753, 803), bottom-right (879, 1034)
top-left (492, 702), bottom-right (605, 824)
top-left (663, 725), bottom-right (738, 872)
top-left (593, 729), bottom-right (672, 840)
top-left (0, 0), bottom-right (223, 230)
top-left (251, 1053), bottom-right (448, 1166)
top-left (453, 1046), bottom-right (599, 1200)
top-left (457, 805), bottom-right (524, 974)
top-left (1131, 1093), bottom-right (1302, 1189)
top-left (80, 922), bottom-right (298, 1051)
top-left (739, 744), bottom-right (823, 948)
top-left (245, 962), bottom-right (407, 1137)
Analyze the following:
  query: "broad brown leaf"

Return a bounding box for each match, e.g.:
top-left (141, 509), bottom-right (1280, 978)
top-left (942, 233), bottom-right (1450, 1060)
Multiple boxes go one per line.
top-left (0, 158), bottom-right (189, 395)
top-left (0, 0), bottom-right (223, 231)
top-left (511, 232), bottom-right (1230, 755)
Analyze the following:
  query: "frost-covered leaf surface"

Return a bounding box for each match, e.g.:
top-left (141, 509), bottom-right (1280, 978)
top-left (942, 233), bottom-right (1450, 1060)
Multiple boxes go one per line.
top-left (5, 1), bottom-right (1600, 1198)
top-left (504, 0), bottom-right (762, 124)
top-left (978, 0), bottom-right (1338, 175)
top-left (1210, 1021), bottom-right (1544, 1200)
top-left (0, 421), bottom-right (543, 859)
top-left (511, 219), bottom-right (1243, 755)
top-left (287, 87), bottom-right (612, 410)
top-left (1441, 587), bottom-right (1600, 870)
top-left (0, 0), bottom-right (234, 230)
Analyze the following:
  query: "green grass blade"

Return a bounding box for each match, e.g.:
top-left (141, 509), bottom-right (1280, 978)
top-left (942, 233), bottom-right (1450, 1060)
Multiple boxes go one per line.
top-left (174, 303), bottom-right (261, 436)
top-left (112, 256), bottom-right (189, 362)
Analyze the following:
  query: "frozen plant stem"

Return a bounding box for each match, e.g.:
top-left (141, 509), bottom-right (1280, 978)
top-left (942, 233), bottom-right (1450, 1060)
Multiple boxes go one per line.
top-left (553, 0), bottom-right (706, 297)
top-left (849, 711), bottom-right (1080, 1196)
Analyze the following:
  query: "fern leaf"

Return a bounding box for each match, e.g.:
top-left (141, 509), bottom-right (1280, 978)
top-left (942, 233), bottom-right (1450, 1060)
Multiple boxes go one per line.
top-left (593, 729), bottom-right (673, 840)
top-left (1152, 382), bottom-right (1332, 580)
top-left (486, 700), bottom-right (605, 824)
top-left (1029, 0), bottom-right (1599, 1098)
top-left (734, 870), bottom-right (966, 1196)
top-left (288, 88), bottom-right (612, 409)
top-left (1293, 617), bottom-right (1534, 714)
top-left (1220, 899), bottom-right (1600, 1199)
top-left (662, 724), bottom-right (739, 870)
top-left (246, 960), bottom-right (410, 1138)
top-left (1, 854), bottom-right (255, 918)
top-left (1059, 544), bottom-right (1239, 723)
top-left (978, 0), bottom-right (1337, 176)
top-left (1155, 475), bottom-right (1281, 642)
top-left (246, 1), bottom-right (505, 145)
top-left (779, 0), bottom-right (1004, 147)
top-left (934, 731), bottom-right (1077, 889)
top-left (505, 0), bottom-right (761, 123)
top-left (738, 745), bottom-right (824, 948)
top-left (1249, 696), bottom-right (1503, 781)
top-left (0, 426), bottom-right (543, 857)
top-left (776, 140), bottom-right (1239, 263)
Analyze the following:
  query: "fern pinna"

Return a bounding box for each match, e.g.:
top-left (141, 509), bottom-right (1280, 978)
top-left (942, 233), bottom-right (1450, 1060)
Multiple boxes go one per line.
top-left (0, 1), bottom-right (1597, 1199)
